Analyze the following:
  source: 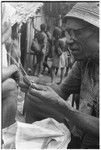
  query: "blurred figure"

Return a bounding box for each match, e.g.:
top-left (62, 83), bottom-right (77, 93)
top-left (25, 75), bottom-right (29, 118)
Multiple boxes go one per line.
top-left (57, 30), bottom-right (67, 84)
top-left (32, 23), bottom-right (48, 76)
top-left (11, 23), bottom-right (21, 64)
top-left (51, 27), bottom-right (62, 83)
top-left (43, 25), bottom-right (52, 75)
top-left (64, 29), bottom-right (74, 77)
top-left (2, 3), bottom-right (19, 128)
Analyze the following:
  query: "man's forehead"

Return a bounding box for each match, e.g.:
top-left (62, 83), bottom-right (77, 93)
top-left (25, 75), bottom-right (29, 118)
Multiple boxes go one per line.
top-left (64, 18), bottom-right (87, 30)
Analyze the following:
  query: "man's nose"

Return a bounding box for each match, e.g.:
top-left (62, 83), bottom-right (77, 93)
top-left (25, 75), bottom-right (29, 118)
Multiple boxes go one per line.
top-left (69, 38), bottom-right (74, 44)
top-left (70, 34), bottom-right (75, 41)
top-left (69, 30), bottom-right (76, 41)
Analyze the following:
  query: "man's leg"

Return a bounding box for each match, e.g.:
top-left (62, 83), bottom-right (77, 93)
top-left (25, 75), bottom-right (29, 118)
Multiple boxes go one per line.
top-left (55, 67), bottom-right (59, 76)
top-left (57, 67), bottom-right (64, 84)
top-left (43, 56), bottom-right (50, 74)
top-left (51, 66), bottom-right (56, 83)
top-left (39, 53), bottom-right (45, 74)
top-left (2, 78), bottom-right (18, 128)
top-left (65, 67), bottom-right (69, 77)
top-left (36, 54), bottom-right (40, 76)
top-left (33, 54), bottom-right (37, 76)
top-left (43, 55), bottom-right (47, 74)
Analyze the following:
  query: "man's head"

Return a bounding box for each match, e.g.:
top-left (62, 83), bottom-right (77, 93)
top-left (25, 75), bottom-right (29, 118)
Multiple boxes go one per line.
top-left (53, 27), bottom-right (62, 40)
top-left (63, 2), bottom-right (99, 61)
top-left (40, 23), bottom-right (46, 32)
top-left (47, 25), bottom-right (51, 31)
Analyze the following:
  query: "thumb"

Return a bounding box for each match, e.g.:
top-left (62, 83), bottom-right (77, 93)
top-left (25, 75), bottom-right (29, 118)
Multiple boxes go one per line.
top-left (23, 75), bottom-right (31, 86)
top-left (29, 87), bottom-right (43, 98)
top-left (31, 83), bottom-right (46, 91)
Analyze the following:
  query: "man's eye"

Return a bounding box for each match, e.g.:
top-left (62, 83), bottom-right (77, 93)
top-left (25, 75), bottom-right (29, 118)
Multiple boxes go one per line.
top-left (75, 30), bottom-right (82, 37)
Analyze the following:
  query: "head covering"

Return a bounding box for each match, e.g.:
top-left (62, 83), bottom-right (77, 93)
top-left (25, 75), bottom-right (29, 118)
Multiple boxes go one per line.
top-left (63, 2), bottom-right (99, 28)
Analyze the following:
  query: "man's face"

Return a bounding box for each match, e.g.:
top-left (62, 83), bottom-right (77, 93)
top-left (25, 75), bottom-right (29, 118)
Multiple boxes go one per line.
top-left (65, 18), bottom-right (99, 61)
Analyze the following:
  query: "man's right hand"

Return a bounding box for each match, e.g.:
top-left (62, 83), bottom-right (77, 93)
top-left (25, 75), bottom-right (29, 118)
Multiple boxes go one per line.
top-left (19, 75), bottom-right (39, 93)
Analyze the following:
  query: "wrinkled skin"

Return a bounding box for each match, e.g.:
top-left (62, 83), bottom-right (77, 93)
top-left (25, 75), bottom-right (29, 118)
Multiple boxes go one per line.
top-left (2, 65), bottom-right (19, 128)
top-left (64, 18), bottom-right (99, 61)
top-left (20, 76), bottom-right (68, 124)
top-left (20, 18), bottom-right (99, 138)
top-left (20, 75), bottom-right (99, 137)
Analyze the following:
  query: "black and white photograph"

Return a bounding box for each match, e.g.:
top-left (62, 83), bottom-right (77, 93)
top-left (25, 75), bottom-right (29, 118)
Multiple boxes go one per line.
top-left (1, 1), bottom-right (99, 149)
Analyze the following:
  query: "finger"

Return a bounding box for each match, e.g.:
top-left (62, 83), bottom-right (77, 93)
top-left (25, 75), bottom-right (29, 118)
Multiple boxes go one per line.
top-left (23, 76), bottom-right (31, 86)
top-left (27, 93), bottom-right (42, 104)
top-left (20, 87), bottom-right (28, 93)
top-left (23, 76), bottom-right (39, 86)
top-left (28, 88), bottom-right (43, 98)
top-left (19, 81), bottom-right (29, 89)
top-left (31, 83), bottom-right (47, 91)
top-left (19, 81), bottom-right (29, 93)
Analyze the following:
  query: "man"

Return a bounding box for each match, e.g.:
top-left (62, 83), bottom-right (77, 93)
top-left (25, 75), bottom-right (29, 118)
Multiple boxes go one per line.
top-left (51, 27), bottom-right (62, 83)
top-left (35, 23), bottom-right (48, 76)
top-left (57, 30), bottom-right (72, 84)
top-left (2, 3), bottom-right (19, 128)
top-left (43, 25), bottom-right (52, 75)
top-left (20, 2), bottom-right (99, 148)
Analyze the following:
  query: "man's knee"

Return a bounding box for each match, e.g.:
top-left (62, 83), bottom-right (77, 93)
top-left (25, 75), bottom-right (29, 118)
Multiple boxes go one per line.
top-left (6, 78), bottom-right (18, 91)
top-left (2, 78), bottom-right (18, 128)
top-left (2, 78), bottom-right (18, 99)
top-left (2, 98), bottom-right (17, 128)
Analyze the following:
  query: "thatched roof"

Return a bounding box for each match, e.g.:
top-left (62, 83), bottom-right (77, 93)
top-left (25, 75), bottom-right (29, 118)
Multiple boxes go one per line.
top-left (2, 2), bottom-right (43, 25)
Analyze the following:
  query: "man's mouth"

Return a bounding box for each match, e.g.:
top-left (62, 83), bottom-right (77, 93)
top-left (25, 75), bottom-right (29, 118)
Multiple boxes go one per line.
top-left (68, 46), bottom-right (79, 52)
top-left (71, 49), bottom-right (79, 52)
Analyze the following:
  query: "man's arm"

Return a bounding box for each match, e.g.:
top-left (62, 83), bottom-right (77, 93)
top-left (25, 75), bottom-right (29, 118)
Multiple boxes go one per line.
top-left (24, 80), bottom-right (99, 137)
top-left (42, 33), bottom-right (48, 53)
top-left (63, 104), bottom-right (99, 137)
top-left (51, 61), bottom-right (82, 100)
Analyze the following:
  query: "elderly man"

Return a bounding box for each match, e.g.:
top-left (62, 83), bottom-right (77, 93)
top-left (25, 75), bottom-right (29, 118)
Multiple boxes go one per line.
top-left (20, 2), bottom-right (99, 149)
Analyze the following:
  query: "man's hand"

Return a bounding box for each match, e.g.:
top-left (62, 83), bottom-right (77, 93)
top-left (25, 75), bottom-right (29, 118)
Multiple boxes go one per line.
top-left (27, 83), bottom-right (67, 122)
top-left (20, 76), bottom-right (68, 123)
top-left (19, 75), bottom-right (39, 93)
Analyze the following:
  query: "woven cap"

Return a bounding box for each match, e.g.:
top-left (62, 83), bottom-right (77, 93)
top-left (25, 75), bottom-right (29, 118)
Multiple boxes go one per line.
top-left (63, 2), bottom-right (99, 28)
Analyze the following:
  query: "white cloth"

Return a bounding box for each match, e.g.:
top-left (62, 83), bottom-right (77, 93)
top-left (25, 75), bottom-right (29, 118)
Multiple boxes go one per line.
top-left (2, 44), bottom-right (8, 67)
top-left (64, 51), bottom-right (70, 67)
top-left (52, 55), bottom-right (60, 67)
top-left (59, 52), bottom-right (66, 68)
top-left (2, 118), bottom-right (71, 149)
top-left (2, 122), bottom-right (17, 149)
top-left (2, 3), bottom-right (16, 26)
